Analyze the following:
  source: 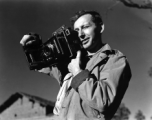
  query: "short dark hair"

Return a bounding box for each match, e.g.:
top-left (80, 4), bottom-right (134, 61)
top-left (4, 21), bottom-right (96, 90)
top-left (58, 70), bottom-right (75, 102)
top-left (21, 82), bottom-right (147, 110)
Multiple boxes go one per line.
top-left (70, 10), bottom-right (103, 27)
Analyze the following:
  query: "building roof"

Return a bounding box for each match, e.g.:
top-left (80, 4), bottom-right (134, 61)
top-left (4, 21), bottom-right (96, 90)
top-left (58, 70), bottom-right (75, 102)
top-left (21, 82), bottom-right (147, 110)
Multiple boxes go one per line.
top-left (0, 92), bottom-right (55, 113)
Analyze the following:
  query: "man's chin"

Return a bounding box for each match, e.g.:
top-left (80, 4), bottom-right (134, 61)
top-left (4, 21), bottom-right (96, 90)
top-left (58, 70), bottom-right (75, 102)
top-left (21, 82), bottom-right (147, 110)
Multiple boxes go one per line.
top-left (83, 42), bottom-right (91, 49)
top-left (82, 45), bottom-right (88, 49)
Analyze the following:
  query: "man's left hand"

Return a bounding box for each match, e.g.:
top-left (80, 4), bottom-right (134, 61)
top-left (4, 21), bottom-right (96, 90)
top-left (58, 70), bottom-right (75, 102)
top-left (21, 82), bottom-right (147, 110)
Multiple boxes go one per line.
top-left (68, 51), bottom-right (82, 76)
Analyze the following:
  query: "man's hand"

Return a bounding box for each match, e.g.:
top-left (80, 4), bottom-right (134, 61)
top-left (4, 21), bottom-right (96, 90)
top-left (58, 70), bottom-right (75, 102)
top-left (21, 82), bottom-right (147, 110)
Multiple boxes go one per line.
top-left (20, 34), bottom-right (34, 46)
top-left (20, 33), bottom-right (48, 73)
top-left (68, 51), bottom-right (82, 76)
top-left (20, 33), bottom-right (42, 47)
top-left (37, 67), bottom-right (51, 75)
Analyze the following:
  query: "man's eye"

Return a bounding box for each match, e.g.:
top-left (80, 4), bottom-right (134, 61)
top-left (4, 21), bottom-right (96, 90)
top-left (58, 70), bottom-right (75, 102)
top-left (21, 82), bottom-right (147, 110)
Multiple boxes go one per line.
top-left (83, 26), bottom-right (89, 29)
top-left (74, 29), bottom-right (79, 32)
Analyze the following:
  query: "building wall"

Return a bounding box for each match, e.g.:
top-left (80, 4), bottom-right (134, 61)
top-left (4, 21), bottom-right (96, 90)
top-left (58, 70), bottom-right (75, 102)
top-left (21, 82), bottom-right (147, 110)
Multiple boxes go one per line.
top-left (0, 96), bottom-right (47, 120)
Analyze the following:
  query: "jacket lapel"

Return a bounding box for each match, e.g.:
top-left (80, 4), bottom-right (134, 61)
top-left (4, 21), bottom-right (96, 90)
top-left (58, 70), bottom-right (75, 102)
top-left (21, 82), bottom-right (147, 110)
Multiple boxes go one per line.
top-left (86, 44), bottom-right (112, 72)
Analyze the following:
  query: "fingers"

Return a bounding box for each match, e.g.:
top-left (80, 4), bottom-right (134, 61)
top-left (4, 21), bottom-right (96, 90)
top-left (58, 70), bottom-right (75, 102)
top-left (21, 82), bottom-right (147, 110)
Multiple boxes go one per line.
top-left (67, 64), bottom-right (72, 73)
top-left (67, 51), bottom-right (82, 75)
top-left (37, 67), bottom-right (51, 74)
top-left (76, 50), bottom-right (81, 62)
top-left (20, 35), bottom-right (31, 46)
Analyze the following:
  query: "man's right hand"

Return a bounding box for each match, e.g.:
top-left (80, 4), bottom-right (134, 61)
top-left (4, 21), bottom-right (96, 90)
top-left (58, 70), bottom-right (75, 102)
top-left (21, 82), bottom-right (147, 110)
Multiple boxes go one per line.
top-left (20, 33), bottom-right (42, 47)
top-left (20, 33), bottom-right (47, 72)
top-left (20, 34), bottom-right (33, 46)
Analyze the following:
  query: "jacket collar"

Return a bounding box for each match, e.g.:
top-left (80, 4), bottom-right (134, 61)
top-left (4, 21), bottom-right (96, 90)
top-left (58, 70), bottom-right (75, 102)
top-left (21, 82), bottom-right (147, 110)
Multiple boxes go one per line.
top-left (86, 44), bottom-right (112, 71)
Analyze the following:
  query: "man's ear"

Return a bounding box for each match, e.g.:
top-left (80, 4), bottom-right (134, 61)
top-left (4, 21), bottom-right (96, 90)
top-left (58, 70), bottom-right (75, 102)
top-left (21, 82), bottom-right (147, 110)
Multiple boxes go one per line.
top-left (100, 24), bottom-right (104, 33)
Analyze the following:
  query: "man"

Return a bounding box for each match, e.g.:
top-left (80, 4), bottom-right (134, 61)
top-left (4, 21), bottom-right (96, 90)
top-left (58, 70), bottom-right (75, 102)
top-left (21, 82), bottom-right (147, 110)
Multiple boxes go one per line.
top-left (20, 10), bottom-right (131, 120)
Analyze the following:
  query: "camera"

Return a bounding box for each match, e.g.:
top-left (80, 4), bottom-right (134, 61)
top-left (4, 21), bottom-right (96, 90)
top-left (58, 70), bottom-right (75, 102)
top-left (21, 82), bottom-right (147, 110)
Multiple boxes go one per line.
top-left (23, 25), bottom-right (86, 70)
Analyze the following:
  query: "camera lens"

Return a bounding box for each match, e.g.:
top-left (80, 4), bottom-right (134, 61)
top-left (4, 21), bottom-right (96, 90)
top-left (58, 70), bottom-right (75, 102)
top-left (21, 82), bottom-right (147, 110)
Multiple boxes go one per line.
top-left (43, 47), bottom-right (51, 57)
top-left (42, 44), bottom-right (55, 60)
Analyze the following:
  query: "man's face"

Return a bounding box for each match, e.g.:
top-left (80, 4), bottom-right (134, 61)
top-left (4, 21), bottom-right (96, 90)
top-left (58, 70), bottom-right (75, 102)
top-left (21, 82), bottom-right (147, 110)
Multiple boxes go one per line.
top-left (74, 14), bottom-right (101, 51)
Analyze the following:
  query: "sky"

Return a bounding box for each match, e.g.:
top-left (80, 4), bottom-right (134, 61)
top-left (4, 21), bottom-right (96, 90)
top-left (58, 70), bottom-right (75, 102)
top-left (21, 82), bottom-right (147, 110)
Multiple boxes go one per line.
top-left (0, 0), bottom-right (152, 120)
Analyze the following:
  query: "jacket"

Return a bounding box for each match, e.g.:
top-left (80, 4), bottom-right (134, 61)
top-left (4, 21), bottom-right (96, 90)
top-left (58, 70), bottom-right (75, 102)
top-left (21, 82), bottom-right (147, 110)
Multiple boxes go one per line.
top-left (47, 44), bottom-right (132, 120)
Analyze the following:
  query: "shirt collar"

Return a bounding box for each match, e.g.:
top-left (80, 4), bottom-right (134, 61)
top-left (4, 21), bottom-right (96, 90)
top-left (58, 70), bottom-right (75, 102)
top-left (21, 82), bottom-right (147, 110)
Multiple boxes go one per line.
top-left (87, 43), bottom-right (111, 58)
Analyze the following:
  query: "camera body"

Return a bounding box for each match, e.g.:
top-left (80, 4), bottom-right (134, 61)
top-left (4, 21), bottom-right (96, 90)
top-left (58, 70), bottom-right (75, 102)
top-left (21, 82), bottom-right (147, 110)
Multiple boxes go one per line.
top-left (23, 25), bottom-right (85, 70)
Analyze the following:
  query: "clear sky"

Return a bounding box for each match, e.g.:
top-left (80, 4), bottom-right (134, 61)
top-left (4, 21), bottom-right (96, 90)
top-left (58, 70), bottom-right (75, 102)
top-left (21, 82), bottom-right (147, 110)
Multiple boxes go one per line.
top-left (0, 0), bottom-right (152, 120)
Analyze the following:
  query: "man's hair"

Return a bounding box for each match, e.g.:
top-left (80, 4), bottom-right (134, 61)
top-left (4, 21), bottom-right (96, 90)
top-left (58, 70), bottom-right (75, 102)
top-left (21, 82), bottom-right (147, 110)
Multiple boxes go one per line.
top-left (70, 10), bottom-right (103, 27)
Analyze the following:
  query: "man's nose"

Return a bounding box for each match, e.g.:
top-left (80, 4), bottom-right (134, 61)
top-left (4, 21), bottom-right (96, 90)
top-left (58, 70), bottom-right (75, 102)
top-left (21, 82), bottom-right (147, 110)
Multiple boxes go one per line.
top-left (78, 30), bottom-right (85, 39)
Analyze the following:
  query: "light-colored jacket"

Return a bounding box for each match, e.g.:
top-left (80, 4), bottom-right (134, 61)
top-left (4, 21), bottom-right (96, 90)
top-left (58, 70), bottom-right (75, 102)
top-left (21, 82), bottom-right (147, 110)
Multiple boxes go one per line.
top-left (47, 44), bottom-right (132, 120)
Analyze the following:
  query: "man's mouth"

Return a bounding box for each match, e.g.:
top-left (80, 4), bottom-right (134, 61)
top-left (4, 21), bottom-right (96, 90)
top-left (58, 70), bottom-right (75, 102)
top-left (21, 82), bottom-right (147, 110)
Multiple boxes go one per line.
top-left (82, 38), bottom-right (89, 45)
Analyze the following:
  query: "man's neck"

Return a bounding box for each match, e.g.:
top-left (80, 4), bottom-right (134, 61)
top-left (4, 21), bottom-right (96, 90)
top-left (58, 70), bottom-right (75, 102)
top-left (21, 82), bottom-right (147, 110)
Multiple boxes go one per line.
top-left (87, 43), bottom-right (104, 56)
top-left (87, 40), bottom-right (104, 54)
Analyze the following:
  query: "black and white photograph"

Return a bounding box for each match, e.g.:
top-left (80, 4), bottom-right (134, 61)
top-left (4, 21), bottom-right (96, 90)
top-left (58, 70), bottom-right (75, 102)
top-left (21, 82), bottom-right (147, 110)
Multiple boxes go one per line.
top-left (0, 0), bottom-right (152, 120)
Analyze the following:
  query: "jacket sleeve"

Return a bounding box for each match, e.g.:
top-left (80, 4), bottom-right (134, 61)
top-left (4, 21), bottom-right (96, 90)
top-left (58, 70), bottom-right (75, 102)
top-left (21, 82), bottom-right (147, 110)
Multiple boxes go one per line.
top-left (71, 51), bottom-right (132, 113)
top-left (37, 64), bottom-right (69, 86)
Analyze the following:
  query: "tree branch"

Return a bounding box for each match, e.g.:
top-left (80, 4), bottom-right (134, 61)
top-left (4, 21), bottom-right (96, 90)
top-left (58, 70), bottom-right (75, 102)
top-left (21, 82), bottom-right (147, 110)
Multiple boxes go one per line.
top-left (148, 67), bottom-right (152, 78)
top-left (118, 0), bottom-right (152, 10)
top-left (104, 1), bottom-right (121, 16)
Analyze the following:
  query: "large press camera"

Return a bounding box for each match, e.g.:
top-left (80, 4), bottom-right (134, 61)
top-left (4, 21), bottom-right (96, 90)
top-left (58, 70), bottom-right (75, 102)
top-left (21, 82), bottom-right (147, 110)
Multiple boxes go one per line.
top-left (23, 25), bottom-right (86, 70)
